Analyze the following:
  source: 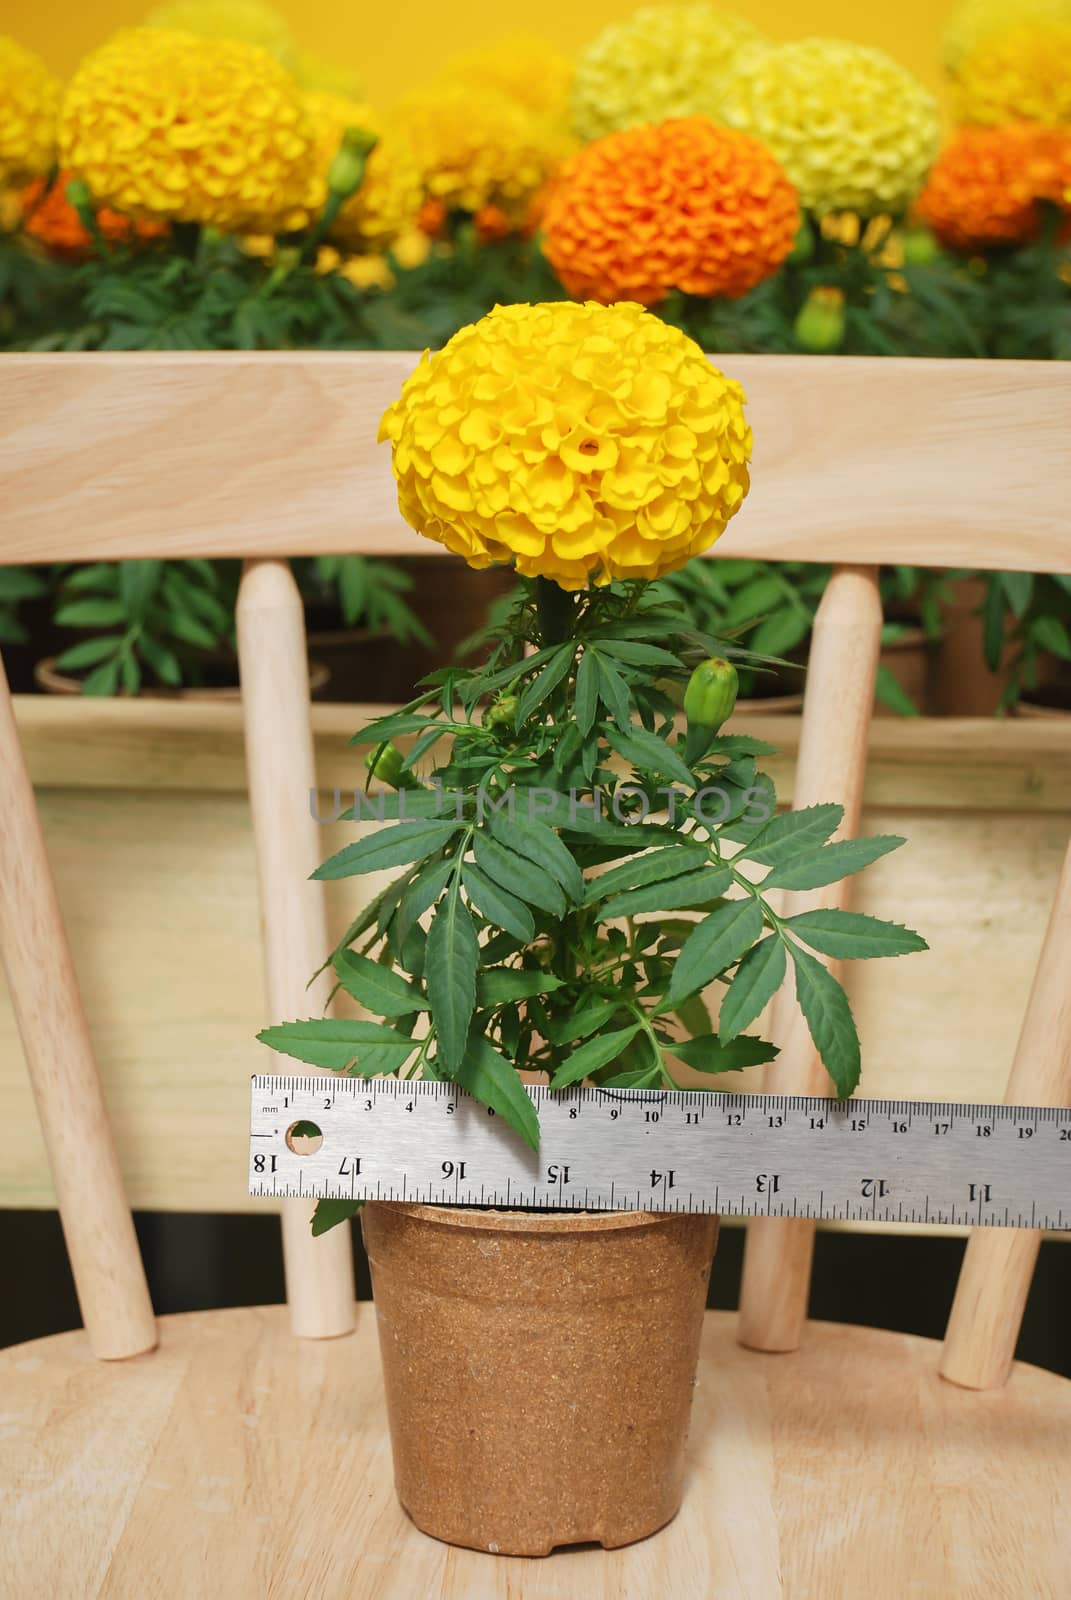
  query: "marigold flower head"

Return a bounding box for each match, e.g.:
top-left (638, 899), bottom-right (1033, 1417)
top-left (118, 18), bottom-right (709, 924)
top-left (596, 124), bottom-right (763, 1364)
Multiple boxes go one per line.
top-left (394, 84), bottom-right (565, 218)
top-left (941, 0), bottom-right (1071, 70)
top-left (293, 91), bottom-right (421, 248)
top-left (571, 4), bottom-right (765, 143)
top-left (722, 38), bottom-right (940, 215)
top-left (379, 300), bottom-right (752, 591)
top-left (0, 36), bottom-right (62, 185)
top-left (442, 35), bottom-right (573, 125)
top-left (954, 24), bottom-right (1071, 123)
top-left (59, 28), bottom-right (315, 231)
top-left (542, 118), bottom-right (798, 306)
top-left (21, 170), bottom-right (169, 255)
top-left (143, 0), bottom-right (293, 60)
top-left (916, 122), bottom-right (1071, 248)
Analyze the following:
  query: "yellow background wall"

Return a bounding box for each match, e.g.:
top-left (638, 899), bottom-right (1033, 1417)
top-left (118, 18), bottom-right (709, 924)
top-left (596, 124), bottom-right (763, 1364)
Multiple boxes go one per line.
top-left (10, 0), bottom-right (954, 106)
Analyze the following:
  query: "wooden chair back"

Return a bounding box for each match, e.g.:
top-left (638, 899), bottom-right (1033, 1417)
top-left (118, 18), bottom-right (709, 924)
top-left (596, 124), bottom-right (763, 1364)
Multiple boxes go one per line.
top-left (1, 352), bottom-right (1069, 1385)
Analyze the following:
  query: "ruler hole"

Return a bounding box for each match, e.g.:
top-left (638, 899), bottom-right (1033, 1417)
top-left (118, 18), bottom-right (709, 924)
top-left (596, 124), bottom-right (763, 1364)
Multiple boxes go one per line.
top-left (285, 1120), bottom-right (323, 1156)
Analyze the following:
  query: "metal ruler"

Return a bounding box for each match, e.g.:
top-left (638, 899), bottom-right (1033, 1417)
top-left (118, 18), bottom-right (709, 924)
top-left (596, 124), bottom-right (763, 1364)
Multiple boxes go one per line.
top-left (249, 1075), bottom-right (1071, 1230)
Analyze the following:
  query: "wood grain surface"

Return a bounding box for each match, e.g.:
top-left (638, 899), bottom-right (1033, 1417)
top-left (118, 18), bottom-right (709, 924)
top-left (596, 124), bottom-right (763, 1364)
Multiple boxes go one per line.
top-left (1, 353), bottom-right (1068, 570)
top-left (2, 1307), bottom-right (1068, 1598)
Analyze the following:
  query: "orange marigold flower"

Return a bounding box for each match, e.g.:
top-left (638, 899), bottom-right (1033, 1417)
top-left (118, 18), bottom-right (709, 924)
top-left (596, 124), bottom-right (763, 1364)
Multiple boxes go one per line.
top-left (541, 117), bottom-right (798, 306)
top-left (916, 122), bottom-right (1069, 250)
top-left (417, 196), bottom-right (448, 237)
top-left (474, 203), bottom-right (513, 242)
top-left (21, 170), bottom-right (168, 255)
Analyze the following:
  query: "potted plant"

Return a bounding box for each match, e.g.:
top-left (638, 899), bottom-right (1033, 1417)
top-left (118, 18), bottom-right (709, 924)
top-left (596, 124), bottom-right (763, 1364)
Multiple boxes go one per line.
top-left (260, 304), bottom-right (928, 1554)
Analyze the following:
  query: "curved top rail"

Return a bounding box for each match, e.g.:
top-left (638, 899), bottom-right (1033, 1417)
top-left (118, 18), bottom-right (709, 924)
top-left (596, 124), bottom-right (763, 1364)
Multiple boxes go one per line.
top-left (1, 351), bottom-right (1068, 571)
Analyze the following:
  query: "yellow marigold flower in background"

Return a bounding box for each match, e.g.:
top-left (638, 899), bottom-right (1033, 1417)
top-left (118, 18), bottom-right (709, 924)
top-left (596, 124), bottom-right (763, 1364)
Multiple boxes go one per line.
top-left (0, 36), bottom-right (62, 185)
top-left (297, 90), bottom-right (422, 249)
top-left (442, 35), bottom-right (573, 125)
top-left (722, 39), bottom-right (940, 216)
top-left (542, 118), bottom-right (798, 306)
top-left (144, 0), bottom-right (293, 59)
top-left (941, 0), bottom-right (1071, 70)
top-left (379, 301), bottom-right (752, 591)
top-left (390, 225), bottom-right (432, 269)
top-left (571, 3), bottom-right (765, 142)
top-left (916, 122), bottom-right (1071, 248)
top-left (59, 28), bottom-right (314, 232)
top-left (394, 84), bottom-right (563, 218)
top-left (955, 24), bottom-right (1071, 123)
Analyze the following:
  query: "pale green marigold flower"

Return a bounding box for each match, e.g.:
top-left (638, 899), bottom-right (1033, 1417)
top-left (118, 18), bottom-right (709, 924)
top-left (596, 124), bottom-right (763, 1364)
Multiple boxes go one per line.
top-left (570, 3), bottom-right (766, 143)
top-left (941, 0), bottom-right (1071, 69)
top-left (0, 35), bottom-right (62, 185)
top-left (722, 39), bottom-right (940, 215)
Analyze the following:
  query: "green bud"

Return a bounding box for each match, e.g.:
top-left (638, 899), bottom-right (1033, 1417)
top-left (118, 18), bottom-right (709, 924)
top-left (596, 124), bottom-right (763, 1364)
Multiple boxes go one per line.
top-left (901, 225), bottom-right (940, 266)
top-left (65, 177), bottom-right (92, 213)
top-left (327, 127), bottom-right (378, 201)
top-left (365, 741), bottom-right (420, 790)
top-left (485, 693), bottom-right (519, 729)
top-left (794, 287), bottom-right (846, 353)
top-left (789, 214), bottom-right (815, 263)
top-left (683, 657), bottom-right (738, 763)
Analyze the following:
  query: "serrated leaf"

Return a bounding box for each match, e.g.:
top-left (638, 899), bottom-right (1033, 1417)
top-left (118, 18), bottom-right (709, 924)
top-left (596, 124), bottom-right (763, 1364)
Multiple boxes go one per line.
top-left (575, 647), bottom-right (598, 735)
top-left (585, 843), bottom-right (709, 905)
top-left (607, 724), bottom-right (695, 789)
top-left (718, 935), bottom-right (787, 1042)
top-left (54, 636), bottom-right (122, 671)
top-left (456, 1032), bottom-right (539, 1150)
top-left (597, 865), bottom-right (732, 921)
top-left (660, 895), bottom-right (765, 1012)
top-left (461, 863), bottom-right (535, 943)
top-left (472, 830), bottom-right (565, 916)
top-left (311, 1198), bottom-right (362, 1236)
top-left (55, 598), bottom-right (128, 628)
top-left (313, 819), bottom-right (462, 880)
top-left (544, 997), bottom-right (622, 1045)
top-left (787, 942), bottom-right (860, 1098)
top-left (477, 970), bottom-right (564, 1007)
top-left (761, 835), bottom-right (904, 891)
top-left (515, 645), bottom-right (574, 727)
top-left (669, 1033), bottom-right (778, 1072)
top-left (425, 875), bottom-right (478, 1073)
top-left (395, 856), bottom-right (455, 947)
top-left (550, 1025), bottom-right (643, 1088)
top-left (350, 713), bottom-right (444, 745)
top-left (597, 639), bottom-right (683, 669)
top-left (785, 910), bottom-right (928, 960)
top-left (256, 1019), bottom-right (418, 1072)
top-left (333, 949), bottom-right (428, 1016)
top-left (486, 809), bottom-right (583, 904)
top-left (594, 653), bottom-right (632, 731)
top-left (734, 803), bottom-right (843, 868)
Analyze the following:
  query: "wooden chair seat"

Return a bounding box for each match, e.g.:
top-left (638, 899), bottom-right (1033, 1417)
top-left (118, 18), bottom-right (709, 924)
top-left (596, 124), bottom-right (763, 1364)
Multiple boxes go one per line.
top-left (4, 1305), bottom-right (1067, 1598)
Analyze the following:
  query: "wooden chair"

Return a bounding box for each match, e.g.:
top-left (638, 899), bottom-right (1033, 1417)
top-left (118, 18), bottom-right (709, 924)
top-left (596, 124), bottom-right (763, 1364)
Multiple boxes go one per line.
top-left (1, 352), bottom-right (1069, 1596)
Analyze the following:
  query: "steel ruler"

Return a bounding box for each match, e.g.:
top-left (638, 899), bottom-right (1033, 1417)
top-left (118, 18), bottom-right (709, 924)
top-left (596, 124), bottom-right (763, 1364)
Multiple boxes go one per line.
top-left (248, 1075), bottom-right (1071, 1229)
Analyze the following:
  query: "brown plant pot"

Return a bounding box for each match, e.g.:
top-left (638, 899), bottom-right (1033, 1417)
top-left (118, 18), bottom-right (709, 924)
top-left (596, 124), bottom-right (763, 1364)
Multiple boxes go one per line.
top-left (361, 1202), bottom-right (718, 1556)
top-left (876, 624), bottom-right (938, 716)
top-left (932, 577), bottom-right (1008, 716)
top-left (34, 656), bottom-right (330, 699)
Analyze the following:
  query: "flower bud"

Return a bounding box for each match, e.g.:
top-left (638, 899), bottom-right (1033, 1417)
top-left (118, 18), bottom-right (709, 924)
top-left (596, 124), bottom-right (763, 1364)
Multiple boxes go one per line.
top-left (683, 657), bottom-right (738, 763)
top-left (794, 286), bottom-right (846, 353)
top-left (901, 225), bottom-right (940, 265)
top-left (366, 741), bottom-right (420, 790)
top-left (327, 127), bottom-right (378, 201)
top-left (789, 214), bottom-right (815, 263)
top-left (485, 693), bottom-right (519, 729)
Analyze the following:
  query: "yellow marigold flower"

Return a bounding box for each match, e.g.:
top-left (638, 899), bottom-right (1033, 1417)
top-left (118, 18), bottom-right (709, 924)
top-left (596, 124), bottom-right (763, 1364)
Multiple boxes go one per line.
top-left (59, 28), bottom-right (315, 231)
top-left (296, 90), bottom-right (422, 249)
top-left (542, 118), bottom-right (798, 306)
top-left (390, 225), bottom-right (432, 270)
top-left (379, 301), bottom-right (752, 591)
top-left (571, 4), bottom-right (766, 143)
top-left (916, 122), bottom-right (1071, 248)
top-left (143, 0), bottom-right (293, 60)
top-left (722, 39), bottom-right (940, 215)
top-left (394, 84), bottom-right (564, 218)
top-left (337, 252), bottom-right (394, 290)
top-left (0, 36), bottom-right (62, 185)
top-left (442, 35), bottom-right (573, 125)
top-left (955, 24), bottom-right (1071, 123)
top-left (941, 0), bottom-right (1071, 70)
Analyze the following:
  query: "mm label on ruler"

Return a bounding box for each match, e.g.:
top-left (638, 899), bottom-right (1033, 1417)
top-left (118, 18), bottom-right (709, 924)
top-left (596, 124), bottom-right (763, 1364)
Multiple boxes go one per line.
top-left (249, 1077), bottom-right (1071, 1229)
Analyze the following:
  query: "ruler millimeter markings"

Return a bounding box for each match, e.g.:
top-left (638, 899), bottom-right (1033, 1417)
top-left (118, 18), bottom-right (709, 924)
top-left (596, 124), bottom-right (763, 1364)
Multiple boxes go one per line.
top-left (249, 1076), bottom-right (1070, 1228)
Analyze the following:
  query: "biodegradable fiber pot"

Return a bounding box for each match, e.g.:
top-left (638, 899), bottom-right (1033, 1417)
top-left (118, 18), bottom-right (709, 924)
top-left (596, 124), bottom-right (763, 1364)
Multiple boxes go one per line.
top-left (361, 1202), bottom-right (718, 1556)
